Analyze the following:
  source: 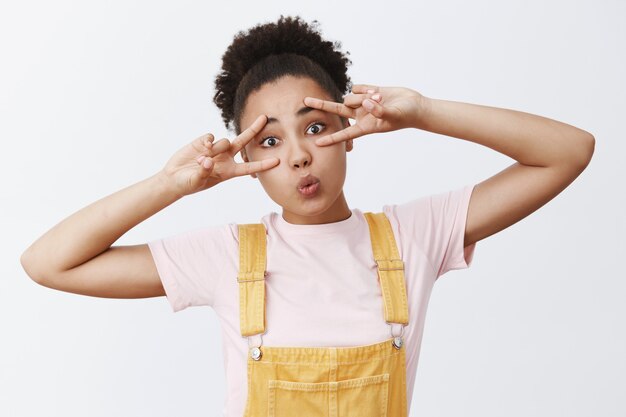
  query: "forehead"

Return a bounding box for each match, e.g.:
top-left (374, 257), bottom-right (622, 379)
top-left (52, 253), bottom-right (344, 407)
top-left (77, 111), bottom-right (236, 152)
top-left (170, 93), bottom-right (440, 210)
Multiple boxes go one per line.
top-left (240, 76), bottom-right (334, 129)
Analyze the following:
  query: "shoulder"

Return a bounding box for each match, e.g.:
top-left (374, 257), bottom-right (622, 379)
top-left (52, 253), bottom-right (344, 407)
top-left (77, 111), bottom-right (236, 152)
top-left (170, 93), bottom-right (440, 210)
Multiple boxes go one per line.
top-left (382, 184), bottom-right (475, 224)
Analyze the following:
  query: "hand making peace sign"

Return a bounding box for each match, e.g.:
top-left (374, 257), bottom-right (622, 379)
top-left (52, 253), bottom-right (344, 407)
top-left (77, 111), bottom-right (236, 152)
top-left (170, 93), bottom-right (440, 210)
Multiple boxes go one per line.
top-left (303, 84), bottom-right (429, 146)
top-left (161, 115), bottom-right (279, 197)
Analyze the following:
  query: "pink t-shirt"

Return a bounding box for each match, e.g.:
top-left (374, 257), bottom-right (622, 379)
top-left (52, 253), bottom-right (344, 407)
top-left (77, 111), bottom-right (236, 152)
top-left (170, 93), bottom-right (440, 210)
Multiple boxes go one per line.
top-left (148, 184), bottom-right (477, 417)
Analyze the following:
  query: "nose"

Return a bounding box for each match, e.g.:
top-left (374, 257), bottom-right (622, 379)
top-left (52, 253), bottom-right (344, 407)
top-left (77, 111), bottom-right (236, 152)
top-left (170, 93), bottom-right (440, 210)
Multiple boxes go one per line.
top-left (290, 140), bottom-right (311, 169)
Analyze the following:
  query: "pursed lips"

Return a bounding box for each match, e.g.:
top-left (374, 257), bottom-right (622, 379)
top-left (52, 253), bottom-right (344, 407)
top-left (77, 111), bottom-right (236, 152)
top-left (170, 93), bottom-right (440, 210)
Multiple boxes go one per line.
top-left (297, 174), bottom-right (320, 190)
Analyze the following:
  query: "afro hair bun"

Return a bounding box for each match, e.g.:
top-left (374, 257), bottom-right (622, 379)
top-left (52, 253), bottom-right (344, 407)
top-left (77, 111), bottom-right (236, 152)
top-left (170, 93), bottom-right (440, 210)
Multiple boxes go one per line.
top-left (213, 15), bottom-right (352, 132)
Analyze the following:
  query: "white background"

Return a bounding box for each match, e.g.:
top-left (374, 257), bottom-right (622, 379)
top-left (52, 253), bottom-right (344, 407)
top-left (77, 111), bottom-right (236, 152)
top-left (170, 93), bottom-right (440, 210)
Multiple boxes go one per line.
top-left (2, 0), bottom-right (624, 416)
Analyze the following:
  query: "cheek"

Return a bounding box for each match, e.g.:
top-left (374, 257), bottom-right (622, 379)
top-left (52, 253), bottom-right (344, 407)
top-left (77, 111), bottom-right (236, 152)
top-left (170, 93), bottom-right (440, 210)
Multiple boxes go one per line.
top-left (317, 149), bottom-right (347, 176)
top-left (321, 143), bottom-right (347, 160)
top-left (256, 162), bottom-right (284, 187)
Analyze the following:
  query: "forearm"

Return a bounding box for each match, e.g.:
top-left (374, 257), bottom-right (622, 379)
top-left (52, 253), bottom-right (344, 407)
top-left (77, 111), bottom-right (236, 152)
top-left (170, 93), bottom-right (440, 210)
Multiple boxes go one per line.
top-left (415, 97), bottom-right (595, 168)
top-left (21, 171), bottom-right (181, 277)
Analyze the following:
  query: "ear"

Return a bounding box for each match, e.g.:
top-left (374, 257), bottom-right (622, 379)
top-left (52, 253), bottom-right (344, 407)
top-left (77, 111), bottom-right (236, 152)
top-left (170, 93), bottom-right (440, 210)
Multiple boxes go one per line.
top-left (240, 148), bottom-right (258, 179)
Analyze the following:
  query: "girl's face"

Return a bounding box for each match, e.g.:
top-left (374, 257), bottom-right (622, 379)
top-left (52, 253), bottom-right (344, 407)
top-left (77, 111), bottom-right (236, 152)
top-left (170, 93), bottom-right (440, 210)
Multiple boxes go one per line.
top-left (239, 76), bottom-right (353, 225)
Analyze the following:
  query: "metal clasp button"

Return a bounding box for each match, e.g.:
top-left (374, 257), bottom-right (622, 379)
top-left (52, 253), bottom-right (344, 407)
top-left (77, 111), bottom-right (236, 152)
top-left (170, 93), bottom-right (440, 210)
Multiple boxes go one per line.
top-left (250, 347), bottom-right (262, 361)
top-left (392, 336), bottom-right (403, 350)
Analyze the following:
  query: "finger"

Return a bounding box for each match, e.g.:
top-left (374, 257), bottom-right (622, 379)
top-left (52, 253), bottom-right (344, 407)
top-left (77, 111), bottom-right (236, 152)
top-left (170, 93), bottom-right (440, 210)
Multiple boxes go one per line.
top-left (196, 155), bottom-right (214, 170)
top-left (303, 97), bottom-right (354, 119)
top-left (362, 98), bottom-right (386, 118)
top-left (315, 124), bottom-right (366, 146)
top-left (210, 138), bottom-right (231, 155)
top-left (343, 93), bottom-right (373, 108)
top-left (192, 133), bottom-right (214, 153)
top-left (194, 134), bottom-right (215, 163)
top-left (351, 84), bottom-right (379, 94)
top-left (233, 157), bottom-right (280, 177)
top-left (231, 115), bottom-right (268, 154)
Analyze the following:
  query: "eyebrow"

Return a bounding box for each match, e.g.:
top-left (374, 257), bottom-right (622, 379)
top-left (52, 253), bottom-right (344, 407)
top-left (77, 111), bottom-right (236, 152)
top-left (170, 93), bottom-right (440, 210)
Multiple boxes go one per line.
top-left (266, 106), bottom-right (317, 125)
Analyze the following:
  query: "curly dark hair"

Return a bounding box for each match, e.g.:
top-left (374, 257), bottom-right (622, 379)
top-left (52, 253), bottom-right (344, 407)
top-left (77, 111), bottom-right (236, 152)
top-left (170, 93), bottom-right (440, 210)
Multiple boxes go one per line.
top-left (213, 15), bottom-right (352, 134)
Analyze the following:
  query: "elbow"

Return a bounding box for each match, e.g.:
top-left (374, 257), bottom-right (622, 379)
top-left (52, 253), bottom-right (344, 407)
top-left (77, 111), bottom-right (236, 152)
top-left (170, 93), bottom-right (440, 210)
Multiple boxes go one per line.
top-left (572, 132), bottom-right (595, 171)
top-left (583, 133), bottom-right (595, 164)
top-left (20, 248), bottom-right (47, 285)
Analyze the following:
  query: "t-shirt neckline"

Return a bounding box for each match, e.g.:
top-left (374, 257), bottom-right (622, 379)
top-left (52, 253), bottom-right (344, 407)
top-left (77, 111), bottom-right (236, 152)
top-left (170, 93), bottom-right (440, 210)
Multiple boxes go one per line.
top-left (272, 209), bottom-right (359, 236)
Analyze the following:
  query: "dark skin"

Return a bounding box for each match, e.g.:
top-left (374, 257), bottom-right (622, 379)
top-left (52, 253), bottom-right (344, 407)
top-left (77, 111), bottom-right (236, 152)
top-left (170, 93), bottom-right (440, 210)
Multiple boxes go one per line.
top-left (20, 78), bottom-right (594, 301)
top-left (304, 82), bottom-right (595, 248)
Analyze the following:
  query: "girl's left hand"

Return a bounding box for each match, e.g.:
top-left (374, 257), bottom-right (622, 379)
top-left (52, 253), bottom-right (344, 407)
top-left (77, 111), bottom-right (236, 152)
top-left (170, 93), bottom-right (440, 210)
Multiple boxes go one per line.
top-left (303, 84), bottom-right (428, 146)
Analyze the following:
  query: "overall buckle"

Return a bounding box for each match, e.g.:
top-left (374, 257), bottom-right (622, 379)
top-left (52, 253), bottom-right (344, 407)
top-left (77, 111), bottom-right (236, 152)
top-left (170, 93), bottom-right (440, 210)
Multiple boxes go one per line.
top-left (246, 331), bottom-right (266, 361)
top-left (389, 322), bottom-right (406, 350)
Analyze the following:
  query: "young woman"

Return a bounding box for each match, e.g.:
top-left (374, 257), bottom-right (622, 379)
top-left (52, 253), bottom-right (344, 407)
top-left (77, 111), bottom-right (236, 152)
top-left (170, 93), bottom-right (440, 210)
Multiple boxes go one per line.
top-left (21, 15), bottom-right (594, 417)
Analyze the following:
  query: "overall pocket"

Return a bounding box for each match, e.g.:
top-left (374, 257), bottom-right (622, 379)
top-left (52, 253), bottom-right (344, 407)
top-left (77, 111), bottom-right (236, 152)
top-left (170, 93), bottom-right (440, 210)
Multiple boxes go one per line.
top-left (268, 373), bottom-right (389, 417)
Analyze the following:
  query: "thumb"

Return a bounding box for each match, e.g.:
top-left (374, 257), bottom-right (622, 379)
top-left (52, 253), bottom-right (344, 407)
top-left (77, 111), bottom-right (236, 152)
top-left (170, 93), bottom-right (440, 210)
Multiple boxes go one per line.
top-left (362, 98), bottom-right (386, 118)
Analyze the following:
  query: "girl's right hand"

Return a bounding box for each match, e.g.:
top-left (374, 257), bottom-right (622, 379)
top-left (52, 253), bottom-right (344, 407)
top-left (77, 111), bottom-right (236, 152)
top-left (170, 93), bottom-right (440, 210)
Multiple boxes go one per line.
top-left (160, 115), bottom-right (279, 197)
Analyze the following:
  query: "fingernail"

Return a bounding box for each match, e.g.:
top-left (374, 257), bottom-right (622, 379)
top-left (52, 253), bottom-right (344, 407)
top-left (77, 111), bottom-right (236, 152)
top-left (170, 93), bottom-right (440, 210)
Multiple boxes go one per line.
top-left (367, 89), bottom-right (375, 94)
top-left (202, 158), bottom-right (212, 169)
top-left (372, 93), bottom-right (381, 101)
top-left (363, 99), bottom-right (374, 110)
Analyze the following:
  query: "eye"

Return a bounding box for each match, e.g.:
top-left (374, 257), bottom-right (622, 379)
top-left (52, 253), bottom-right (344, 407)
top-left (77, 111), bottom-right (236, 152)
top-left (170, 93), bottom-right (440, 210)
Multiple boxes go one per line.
top-left (259, 136), bottom-right (279, 148)
top-left (306, 122), bottom-right (326, 135)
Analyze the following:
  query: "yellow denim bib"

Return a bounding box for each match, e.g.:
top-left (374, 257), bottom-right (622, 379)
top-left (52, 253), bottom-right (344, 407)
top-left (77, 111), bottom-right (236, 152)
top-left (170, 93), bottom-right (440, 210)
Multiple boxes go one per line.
top-left (237, 212), bottom-right (409, 417)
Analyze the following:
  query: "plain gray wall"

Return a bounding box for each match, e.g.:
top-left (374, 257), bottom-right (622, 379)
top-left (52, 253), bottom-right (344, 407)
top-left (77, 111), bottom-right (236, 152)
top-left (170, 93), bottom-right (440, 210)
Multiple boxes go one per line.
top-left (2, 0), bottom-right (624, 416)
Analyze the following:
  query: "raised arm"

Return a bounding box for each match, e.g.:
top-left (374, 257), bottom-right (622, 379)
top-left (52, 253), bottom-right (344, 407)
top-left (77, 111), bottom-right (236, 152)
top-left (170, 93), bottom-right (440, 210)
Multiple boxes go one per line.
top-left (304, 84), bottom-right (595, 248)
top-left (20, 116), bottom-right (279, 298)
top-left (413, 96), bottom-right (595, 248)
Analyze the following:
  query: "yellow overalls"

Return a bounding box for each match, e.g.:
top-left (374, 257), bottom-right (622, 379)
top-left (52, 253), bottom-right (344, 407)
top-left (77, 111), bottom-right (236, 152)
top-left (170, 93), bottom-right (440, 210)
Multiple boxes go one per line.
top-left (237, 212), bottom-right (409, 417)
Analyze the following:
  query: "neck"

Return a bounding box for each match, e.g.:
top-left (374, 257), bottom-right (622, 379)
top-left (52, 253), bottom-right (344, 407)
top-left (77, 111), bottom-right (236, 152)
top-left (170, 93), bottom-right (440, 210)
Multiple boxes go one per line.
top-left (281, 191), bottom-right (352, 225)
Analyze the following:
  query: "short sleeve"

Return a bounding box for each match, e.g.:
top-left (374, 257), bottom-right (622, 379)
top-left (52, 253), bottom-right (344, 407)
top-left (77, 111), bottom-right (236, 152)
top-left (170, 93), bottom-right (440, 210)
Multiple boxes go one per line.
top-left (147, 224), bottom-right (233, 312)
top-left (387, 184), bottom-right (477, 279)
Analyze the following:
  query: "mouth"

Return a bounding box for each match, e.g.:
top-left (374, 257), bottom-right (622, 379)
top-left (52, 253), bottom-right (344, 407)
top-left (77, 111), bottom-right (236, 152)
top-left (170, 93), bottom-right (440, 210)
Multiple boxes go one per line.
top-left (297, 174), bottom-right (321, 197)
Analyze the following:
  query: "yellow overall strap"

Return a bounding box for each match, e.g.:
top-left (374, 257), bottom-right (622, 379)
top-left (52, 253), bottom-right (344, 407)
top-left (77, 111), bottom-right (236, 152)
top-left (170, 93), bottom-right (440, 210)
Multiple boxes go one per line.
top-left (237, 223), bottom-right (267, 337)
top-left (363, 212), bottom-right (409, 325)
